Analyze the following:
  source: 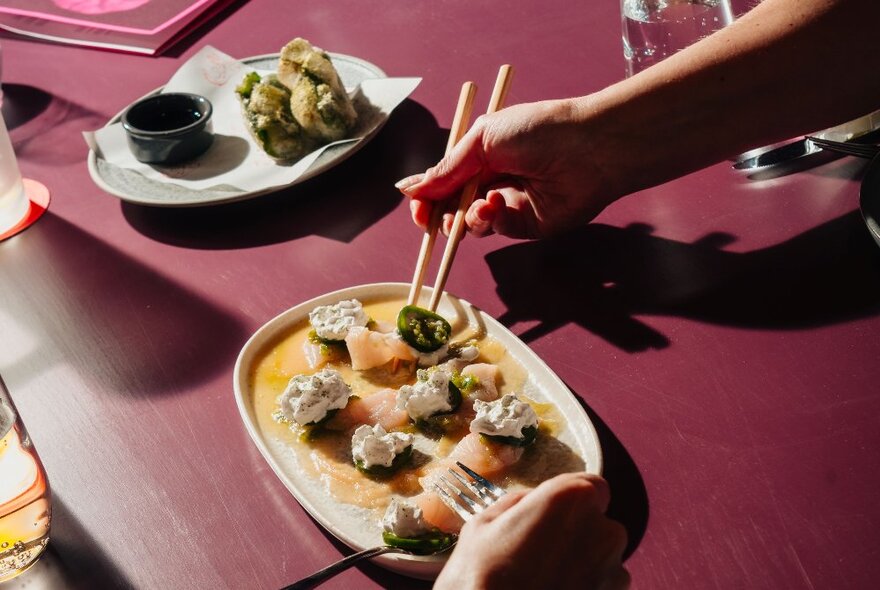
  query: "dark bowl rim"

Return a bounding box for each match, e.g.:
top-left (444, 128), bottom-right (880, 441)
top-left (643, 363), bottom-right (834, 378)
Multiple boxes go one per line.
top-left (121, 92), bottom-right (213, 138)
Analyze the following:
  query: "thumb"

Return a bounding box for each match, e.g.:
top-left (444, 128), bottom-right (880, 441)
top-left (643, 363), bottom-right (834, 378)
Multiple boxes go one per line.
top-left (397, 122), bottom-right (486, 201)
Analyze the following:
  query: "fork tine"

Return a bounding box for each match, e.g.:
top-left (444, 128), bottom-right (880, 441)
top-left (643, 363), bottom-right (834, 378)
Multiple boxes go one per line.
top-left (820, 143), bottom-right (880, 157)
top-left (455, 462), bottom-right (507, 497)
top-left (808, 137), bottom-right (880, 158)
top-left (435, 474), bottom-right (481, 521)
top-left (823, 144), bottom-right (874, 157)
top-left (448, 468), bottom-right (491, 502)
top-left (434, 464), bottom-right (507, 522)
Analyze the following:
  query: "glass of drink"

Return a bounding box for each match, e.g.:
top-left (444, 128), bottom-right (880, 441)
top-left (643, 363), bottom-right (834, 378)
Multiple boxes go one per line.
top-left (0, 375), bottom-right (51, 582)
top-left (0, 112), bottom-right (30, 236)
top-left (622, 0), bottom-right (734, 77)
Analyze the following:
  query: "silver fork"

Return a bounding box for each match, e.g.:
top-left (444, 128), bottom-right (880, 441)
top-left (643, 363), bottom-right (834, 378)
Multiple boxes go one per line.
top-left (281, 462), bottom-right (502, 590)
top-left (807, 136), bottom-right (880, 159)
top-left (434, 461), bottom-right (507, 520)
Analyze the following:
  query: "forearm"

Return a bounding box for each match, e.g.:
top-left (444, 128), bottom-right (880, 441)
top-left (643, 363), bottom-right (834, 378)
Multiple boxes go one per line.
top-left (575, 0), bottom-right (880, 197)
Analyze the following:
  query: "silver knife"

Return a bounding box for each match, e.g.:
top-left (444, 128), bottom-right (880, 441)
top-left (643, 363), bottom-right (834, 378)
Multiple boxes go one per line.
top-left (733, 113), bottom-right (880, 171)
top-left (733, 138), bottom-right (821, 170)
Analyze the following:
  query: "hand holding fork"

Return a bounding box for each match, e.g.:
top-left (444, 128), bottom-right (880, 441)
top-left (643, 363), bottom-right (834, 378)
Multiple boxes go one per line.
top-left (434, 470), bottom-right (630, 590)
top-left (283, 466), bottom-right (629, 590)
top-left (282, 462), bottom-right (505, 590)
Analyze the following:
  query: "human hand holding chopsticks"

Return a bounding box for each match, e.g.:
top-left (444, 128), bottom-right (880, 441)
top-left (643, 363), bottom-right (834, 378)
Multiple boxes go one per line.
top-left (398, 0), bottom-right (880, 242)
top-left (405, 65), bottom-right (515, 310)
top-left (396, 97), bottom-right (620, 241)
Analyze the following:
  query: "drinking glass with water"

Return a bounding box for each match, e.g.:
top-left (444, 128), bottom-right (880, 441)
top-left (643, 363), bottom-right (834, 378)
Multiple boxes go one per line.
top-left (622, 0), bottom-right (734, 76)
top-left (0, 376), bottom-right (51, 582)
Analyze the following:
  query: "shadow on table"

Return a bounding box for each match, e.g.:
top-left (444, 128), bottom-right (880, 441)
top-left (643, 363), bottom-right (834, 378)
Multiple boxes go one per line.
top-left (4, 84), bottom-right (108, 167)
top-left (578, 398), bottom-right (648, 560)
top-left (0, 213), bottom-right (248, 397)
top-left (122, 99), bottom-right (445, 249)
top-left (1, 84), bottom-right (53, 131)
top-left (486, 211), bottom-right (880, 351)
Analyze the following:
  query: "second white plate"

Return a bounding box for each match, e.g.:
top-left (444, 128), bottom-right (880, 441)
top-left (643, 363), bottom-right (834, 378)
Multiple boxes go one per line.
top-left (87, 52), bottom-right (387, 207)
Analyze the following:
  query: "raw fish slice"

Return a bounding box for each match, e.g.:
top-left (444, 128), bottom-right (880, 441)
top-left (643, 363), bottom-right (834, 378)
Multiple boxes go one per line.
top-left (413, 451), bottom-right (505, 534)
top-left (461, 363), bottom-right (500, 401)
top-left (359, 389), bottom-right (411, 430)
top-left (414, 432), bottom-right (523, 528)
top-left (446, 432), bottom-right (524, 478)
top-left (309, 449), bottom-right (421, 507)
top-left (302, 339), bottom-right (328, 370)
top-left (333, 388), bottom-right (410, 431)
top-left (415, 489), bottom-right (464, 534)
top-left (345, 327), bottom-right (416, 370)
top-left (372, 320), bottom-right (397, 333)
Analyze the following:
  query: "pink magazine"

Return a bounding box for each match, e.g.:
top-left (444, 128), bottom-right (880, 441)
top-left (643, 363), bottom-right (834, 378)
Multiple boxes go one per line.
top-left (0, 0), bottom-right (235, 56)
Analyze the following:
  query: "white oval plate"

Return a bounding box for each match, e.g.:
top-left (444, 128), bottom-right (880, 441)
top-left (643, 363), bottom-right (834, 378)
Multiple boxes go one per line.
top-left (233, 283), bottom-right (603, 580)
top-left (87, 52), bottom-right (387, 207)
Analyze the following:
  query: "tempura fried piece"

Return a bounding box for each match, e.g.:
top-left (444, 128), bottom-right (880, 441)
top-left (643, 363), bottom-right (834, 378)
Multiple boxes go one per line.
top-left (236, 73), bottom-right (313, 161)
top-left (277, 38), bottom-right (358, 143)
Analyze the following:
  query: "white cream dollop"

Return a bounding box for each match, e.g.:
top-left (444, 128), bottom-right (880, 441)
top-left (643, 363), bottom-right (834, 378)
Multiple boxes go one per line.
top-left (309, 299), bottom-right (369, 341)
top-left (397, 366), bottom-right (454, 420)
top-left (382, 498), bottom-right (430, 538)
top-left (278, 368), bottom-right (351, 425)
top-left (413, 343), bottom-right (449, 368)
top-left (470, 393), bottom-right (538, 439)
top-left (351, 424), bottom-right (413, 469)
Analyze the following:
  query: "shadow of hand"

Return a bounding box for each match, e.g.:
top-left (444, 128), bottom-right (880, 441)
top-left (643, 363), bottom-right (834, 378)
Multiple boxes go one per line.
top-left (487, 212), bottom-right (880, 351)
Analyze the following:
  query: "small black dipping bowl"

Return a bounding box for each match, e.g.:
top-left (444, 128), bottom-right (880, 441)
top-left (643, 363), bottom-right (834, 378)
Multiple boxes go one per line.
top-left (121, 93), bottom-right (214, 165)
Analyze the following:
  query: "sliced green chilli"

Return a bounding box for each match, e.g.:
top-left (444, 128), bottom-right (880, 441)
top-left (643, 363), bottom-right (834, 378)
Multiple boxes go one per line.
top-left (307, 329), bottom-right (346, 356)
top-left (483, 425), bottom-right (539, 447)
top-left (446, 381), bottom-right (463, 413)
top-left (381, 531), bottom-right (457, 555)
top-left (397, 306), bottom-right (452, 352)
top-left (235, 71), bottom-right (262, 99)
top-left (450, 371), bottom-right (479, 395)
top-left (297, 407), bottom-right (342, 442)
top-left (354, 444), bottom-right (413, 477)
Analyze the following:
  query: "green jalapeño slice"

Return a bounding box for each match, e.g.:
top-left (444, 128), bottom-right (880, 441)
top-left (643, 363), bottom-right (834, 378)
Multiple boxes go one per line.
top-left (354, 444), bottom-right (413, 477)
top-left (382, 530), bottom-right (457, 555)
top-left (397, 306), bottom-right (452, 352)
top-left (483, 425), bottom-right (539, 447)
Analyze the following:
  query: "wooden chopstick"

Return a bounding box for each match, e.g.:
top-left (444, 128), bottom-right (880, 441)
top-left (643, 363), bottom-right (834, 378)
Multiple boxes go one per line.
top-left (406, 81), bottom-right (478, 307)
top-left (427, 65), bottom-right (514, 312)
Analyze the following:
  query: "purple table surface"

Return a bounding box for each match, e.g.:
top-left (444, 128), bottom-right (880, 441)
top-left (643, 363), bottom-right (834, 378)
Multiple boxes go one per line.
top-left (2, 0), bottom-right (879, 588)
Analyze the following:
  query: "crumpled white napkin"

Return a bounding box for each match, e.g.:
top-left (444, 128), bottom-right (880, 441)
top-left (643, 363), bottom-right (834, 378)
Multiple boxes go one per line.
top-left (84, 46), bottom-right (420, 193)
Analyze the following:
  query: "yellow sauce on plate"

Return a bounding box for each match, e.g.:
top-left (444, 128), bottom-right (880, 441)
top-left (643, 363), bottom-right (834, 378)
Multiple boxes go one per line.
top-left (249, 296), bottom-right (575, 512)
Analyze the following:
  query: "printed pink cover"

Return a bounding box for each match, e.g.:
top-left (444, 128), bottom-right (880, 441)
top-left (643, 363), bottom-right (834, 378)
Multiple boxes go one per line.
top-left (0, 0), bottom-right (234, 55)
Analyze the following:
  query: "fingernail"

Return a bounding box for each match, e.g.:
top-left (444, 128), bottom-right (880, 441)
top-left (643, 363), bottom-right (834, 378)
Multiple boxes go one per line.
top-left (395, 174), bottom-right (422, 194)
